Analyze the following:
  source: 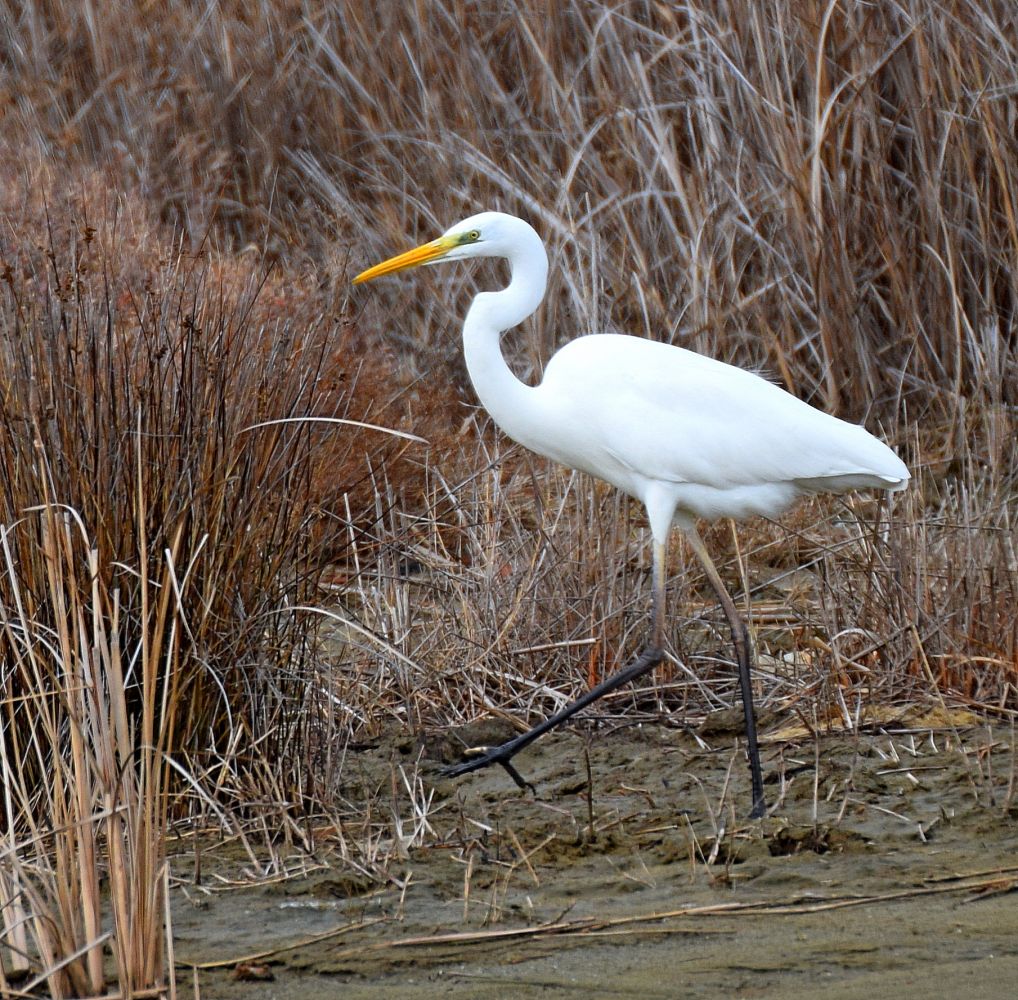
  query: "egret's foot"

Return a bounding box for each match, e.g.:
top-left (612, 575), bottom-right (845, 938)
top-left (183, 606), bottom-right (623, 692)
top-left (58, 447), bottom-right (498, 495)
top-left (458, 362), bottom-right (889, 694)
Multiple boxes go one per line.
top-left (441, 744), bottom-right (536, 793)
top-left (749, 797), bottom-right (766, 820)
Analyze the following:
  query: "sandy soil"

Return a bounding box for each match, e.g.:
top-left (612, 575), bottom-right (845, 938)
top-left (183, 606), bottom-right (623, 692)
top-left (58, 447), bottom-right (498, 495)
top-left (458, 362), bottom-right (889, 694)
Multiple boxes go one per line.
top-left (172, 715), bottom-right (1018, 998)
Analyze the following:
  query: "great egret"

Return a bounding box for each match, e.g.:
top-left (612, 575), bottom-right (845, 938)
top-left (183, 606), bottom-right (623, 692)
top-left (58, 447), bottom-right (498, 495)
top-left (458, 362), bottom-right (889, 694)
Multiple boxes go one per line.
top-left (354, 211), bottom-right (909, 818)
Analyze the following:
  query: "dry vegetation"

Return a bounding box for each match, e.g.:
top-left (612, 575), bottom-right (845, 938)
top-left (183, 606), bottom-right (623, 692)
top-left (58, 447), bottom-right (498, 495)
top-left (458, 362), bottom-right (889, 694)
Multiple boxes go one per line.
top-left (0, 0), bottom-right (1016, 994)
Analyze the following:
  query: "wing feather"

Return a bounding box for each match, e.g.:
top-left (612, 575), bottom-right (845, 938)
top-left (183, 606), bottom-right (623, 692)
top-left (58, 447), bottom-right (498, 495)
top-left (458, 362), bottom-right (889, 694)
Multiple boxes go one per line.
top-left (539, 335), bottom-right (906, 491)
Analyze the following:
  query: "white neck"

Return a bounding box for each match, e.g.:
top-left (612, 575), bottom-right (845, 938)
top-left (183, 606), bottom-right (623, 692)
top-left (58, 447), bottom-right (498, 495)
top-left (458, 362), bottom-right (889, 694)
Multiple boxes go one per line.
top-left (461, 231), bottom-right (549, 439)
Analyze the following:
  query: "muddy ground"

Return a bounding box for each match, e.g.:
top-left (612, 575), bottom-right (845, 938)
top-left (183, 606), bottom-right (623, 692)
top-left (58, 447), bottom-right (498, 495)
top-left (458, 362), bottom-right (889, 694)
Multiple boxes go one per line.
top-left (172, 714), bottom-right (1018, 998)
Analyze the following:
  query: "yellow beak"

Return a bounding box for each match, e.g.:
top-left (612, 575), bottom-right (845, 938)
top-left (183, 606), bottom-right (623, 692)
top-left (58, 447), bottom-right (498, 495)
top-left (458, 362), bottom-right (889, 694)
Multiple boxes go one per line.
top-left (352, 235), bottom-right (457, 284)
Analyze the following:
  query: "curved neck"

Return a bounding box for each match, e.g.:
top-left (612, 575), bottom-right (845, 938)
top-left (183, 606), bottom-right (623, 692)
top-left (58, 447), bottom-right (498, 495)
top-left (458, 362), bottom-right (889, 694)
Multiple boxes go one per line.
top-left (462, 234), bottom-right (548, 437)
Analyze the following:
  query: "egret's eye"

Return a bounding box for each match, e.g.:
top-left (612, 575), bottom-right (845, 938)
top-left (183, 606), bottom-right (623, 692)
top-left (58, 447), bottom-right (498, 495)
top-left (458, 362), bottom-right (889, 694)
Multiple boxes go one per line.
top-left (468, 230), bottom-right (480, 241)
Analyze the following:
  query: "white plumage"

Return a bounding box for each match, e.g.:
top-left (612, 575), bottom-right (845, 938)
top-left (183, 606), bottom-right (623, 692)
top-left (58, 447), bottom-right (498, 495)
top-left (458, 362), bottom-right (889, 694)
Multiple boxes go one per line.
top-left (514, 333), bottom-right (907, 529)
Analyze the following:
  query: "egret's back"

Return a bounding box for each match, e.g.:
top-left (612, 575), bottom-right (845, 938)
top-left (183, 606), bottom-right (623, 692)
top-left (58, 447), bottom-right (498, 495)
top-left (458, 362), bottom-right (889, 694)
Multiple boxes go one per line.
top-left (524, 334), bottom-right (908, 523)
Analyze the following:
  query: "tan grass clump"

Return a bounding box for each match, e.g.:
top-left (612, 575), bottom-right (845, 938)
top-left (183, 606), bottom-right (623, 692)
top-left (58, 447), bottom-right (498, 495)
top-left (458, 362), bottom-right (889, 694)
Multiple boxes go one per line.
top-left (0, 165), bottom-right (421, 991)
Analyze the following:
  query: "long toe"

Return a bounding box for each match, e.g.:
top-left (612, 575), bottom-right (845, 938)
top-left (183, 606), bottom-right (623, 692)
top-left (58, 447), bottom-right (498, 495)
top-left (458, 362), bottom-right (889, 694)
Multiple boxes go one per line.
top-left (440, 759), bottom-right (481, 778)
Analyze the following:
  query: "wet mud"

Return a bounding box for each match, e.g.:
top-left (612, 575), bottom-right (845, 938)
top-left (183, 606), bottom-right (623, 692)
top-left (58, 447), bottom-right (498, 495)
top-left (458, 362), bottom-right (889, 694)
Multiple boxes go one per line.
top-left (172, 716), bottom-right (1018, 998)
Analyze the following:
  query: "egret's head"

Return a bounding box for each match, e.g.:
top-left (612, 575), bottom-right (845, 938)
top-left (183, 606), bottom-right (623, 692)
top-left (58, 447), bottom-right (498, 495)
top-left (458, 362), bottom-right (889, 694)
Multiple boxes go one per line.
top-left (352, 212), bottom-right (534, 284)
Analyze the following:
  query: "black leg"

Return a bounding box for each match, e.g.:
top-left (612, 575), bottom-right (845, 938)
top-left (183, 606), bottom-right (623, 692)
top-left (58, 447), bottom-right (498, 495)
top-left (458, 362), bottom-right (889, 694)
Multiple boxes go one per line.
top-left (684, 526), bottom-right (766, 818)
top-left (441, 645), bottom-right (664, 781)
top-left (443, 540), bottom-right (670, 785)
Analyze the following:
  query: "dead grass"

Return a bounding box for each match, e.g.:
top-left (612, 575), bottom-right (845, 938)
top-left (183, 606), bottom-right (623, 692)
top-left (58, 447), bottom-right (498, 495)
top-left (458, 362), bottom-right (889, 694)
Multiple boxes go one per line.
top-left (0, 166), bottom-right (432, 993)
top-left (0, 0), bottom-right (1016, 993)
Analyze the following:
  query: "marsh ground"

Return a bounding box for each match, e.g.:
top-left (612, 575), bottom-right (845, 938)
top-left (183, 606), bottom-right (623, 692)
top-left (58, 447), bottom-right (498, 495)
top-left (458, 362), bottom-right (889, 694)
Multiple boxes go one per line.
top-left (174, 720), bottom-right (1018, 998)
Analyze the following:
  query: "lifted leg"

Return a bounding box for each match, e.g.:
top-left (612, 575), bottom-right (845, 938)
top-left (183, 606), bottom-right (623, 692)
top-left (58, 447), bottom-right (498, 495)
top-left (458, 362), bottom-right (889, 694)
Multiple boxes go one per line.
top-left (441, 644), bottom-right (664, 784)
top-left (442, 541), bottom-right (670, 787)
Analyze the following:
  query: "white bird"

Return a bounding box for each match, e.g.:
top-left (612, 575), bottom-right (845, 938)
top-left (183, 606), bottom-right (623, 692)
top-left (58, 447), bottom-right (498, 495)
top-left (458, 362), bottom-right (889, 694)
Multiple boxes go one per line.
top-left (354, 211), bottom-right (909, 818)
